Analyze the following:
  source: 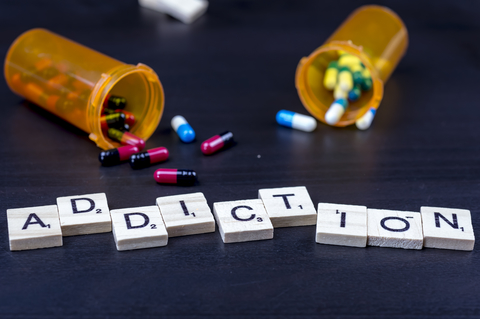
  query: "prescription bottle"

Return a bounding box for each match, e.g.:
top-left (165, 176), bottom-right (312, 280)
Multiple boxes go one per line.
top-left (4, 28), bottom-right (164, 149)
top-left (295, 5), bottom-right (408, 127)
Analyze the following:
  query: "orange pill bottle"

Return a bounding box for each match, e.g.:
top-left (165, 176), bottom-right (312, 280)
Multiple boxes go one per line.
top-left (295, 5), bottom-right (408, 127)
top-left (4, 28), bottom-right (164, 149)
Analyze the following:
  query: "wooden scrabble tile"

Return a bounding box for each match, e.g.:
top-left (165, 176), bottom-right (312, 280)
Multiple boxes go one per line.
top-left (367, 208), bottom-right (423, 250)
top-left (56, 193), bottom-right (111, 236)
top-left (316, 203), bottom-right (367, 247)
top-left (156, 192), bottom-right (215, 237)
top-left (258, 186), bottom-right (317, 227)
top-left (110, 206), bottom-right (168, 251)
top-left (7, 205), bottom-right (62, 251)
top-left (421, 206), bottom-right (475, 251)
top-left (213, 199), bottom-right (273, 243)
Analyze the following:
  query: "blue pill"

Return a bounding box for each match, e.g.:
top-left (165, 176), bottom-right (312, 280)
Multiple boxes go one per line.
top-left (171, 115), bottom-right (196, 143)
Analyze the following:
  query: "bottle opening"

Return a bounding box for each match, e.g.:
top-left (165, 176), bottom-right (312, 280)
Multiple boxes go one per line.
top-left (88, 64), bottom-right (164, 150)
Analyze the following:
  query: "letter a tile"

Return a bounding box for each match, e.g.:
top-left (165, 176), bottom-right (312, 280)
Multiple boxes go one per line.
top-left (7, 205), bottom-right (62, 251)
top-left (56, 193), bottom-right (111, 236)
top-left (316, 203), bottom-right (367, 247)
top-left (111, 206), bottom-right (168, 251)
top-left (367, 209), bottom-right (423, 250)
top-left (421, 206), bottom-right (475, 251)
top-left (258, 186), bottom-right (316, 227)
top-left (213, 199), bottom-right (273, 243)
top-left (156, 192), bottom-right (215, 237)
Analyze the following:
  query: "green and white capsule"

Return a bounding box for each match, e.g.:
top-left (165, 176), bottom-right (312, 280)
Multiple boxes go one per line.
top-left (356, 107), bottom-right (376, 130)
top-left (338, 66), bottom-right (353, 92)
top-left (323, 61), bottom-right (338, 90)
top-left (325, 98), bottom-right (348, 125)
top-left (350, 63), bottom-right (364, 86)
top-left (361, 68), bottom-right (373, 91)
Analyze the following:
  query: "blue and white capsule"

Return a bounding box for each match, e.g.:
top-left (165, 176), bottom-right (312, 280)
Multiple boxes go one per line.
top-left (355, 107), bottom-right (376, 130)
top-left (325, 98), bottom-right (348, 125)
top-left (171, 115), bottom-right (196, 143)
top-left (276, 110), bottom-right (317, 132)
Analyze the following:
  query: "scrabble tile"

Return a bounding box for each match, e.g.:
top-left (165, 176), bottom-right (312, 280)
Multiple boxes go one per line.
top-left (258, 186), bottom-right (317, 227)
top-left (56, 193), bottom-right (111, 236)
top-left (213, 199), bottom-right (273, 243)
top-left (367, 208), bottom-right (423, 250)
top-left (421, 206), bottom-right (475, 251)
top-left (7, 205), bottom-right (62, 251)
top-left (156, 192), bottom-right (215, 237)
top-left (316, 203), bottom-right (367, 247)
top-left (138, 0), bottom-right (208, 24)
top-left (111, 206), bottom-right (168, 251)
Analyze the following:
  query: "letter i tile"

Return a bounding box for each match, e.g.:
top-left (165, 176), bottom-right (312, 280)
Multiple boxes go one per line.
top-left (110, 206), bottom-right (168, 251)
top-left (7, 205), bottom-right (62, 251)
top-left (56, 193), bottom-right (111, 236)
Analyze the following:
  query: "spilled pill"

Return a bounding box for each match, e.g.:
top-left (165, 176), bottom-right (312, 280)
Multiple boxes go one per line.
top-left (356, 107), bottom-right (376, 130)
top-left (201, 131), bottom-right (234, 155)
top-left (171, 115), bottom-right (195, 143)
top-left (154, 169), bottom-right (197, 186)
top-left (108, 128), bottom-right (145, 150)
top-left (276, 110), bottom-right (317, 132)
top-left (99, 145), bottom-right (139, 166)
top-left (130, 147), bottom-right (169, 169)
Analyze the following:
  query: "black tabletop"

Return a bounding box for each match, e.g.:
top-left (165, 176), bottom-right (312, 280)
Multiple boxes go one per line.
top-left (1, 1), bottom-right (480, 318)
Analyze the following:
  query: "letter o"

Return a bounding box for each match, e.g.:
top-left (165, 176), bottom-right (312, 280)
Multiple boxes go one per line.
top-left (380, 217), bottom-right (410, 232)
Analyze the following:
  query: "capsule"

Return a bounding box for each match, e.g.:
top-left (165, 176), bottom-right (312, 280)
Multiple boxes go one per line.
top-left (338, 54), bottom-right (361, 68)
top-left (333, 84), bottom-right (348, 100)
top-left (201, 131), bottom-right (234, 155)
top-left (338, 67), bottom-right (353, 92)
top-left (154, 169), bottom-right (197, 186)
top-left (361, 68), bottom-right (372, 91)
top-left (103, 94), bottom-right (127, 109)
top-left (323, 61), bottom-right (338, 90)
top-left (100, 113), bottom-right (126, 130)
top-left (325, 98), bottom-right (348, 125)
top-left (356, 107), bottom-right (376, 130)
top-left (350, 63), bottom-right (364, 86)
top-left (171, 115), bottom-right (196, 143)
top-left (130, 147), bottom-right (169, 169)
top-left (348, 85), bottom-right (361, 102)
top-left (99, 145), bottom-right (139, 166)
top-left (276, 110), bottom-right (317, 132)
top-left (103, 109), bottom-right (135, 126)
top-left (107, 128), bottom-right (145, 150)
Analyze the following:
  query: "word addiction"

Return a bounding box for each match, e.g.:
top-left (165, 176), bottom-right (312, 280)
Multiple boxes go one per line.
top-left (6, 186), bottom-right (475, 252)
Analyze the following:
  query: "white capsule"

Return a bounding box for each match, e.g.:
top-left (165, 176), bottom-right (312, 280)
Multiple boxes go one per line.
top-left (276, 110), bottom-right (317, 132)
top-left (325, 99), bottom-right (348, 125)
top-left (356, 107), bottom-right (376, 130)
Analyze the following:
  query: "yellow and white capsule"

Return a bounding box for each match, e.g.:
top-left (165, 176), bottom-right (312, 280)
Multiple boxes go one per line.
top-left (338, 66), bottom-right (353, 92)
top-left (338, 54), bottom-right (361, 68)
top-left (356, 107), bottom-right (376, 130)
top-left (325, 98), bottom-right (348, 125)
top-left (334, 84), bottom-right (348, 100)
top-left (323, 61), bottom-right (338, 90)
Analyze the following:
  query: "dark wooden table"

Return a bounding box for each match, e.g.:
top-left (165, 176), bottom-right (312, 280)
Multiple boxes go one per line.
top-left (1, 1), bottom-right (479, 318)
